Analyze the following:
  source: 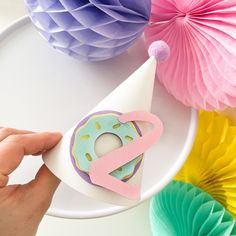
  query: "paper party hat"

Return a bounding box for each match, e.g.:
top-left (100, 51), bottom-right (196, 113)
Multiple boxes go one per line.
top-left (43, 55), bottom-right (162, 206)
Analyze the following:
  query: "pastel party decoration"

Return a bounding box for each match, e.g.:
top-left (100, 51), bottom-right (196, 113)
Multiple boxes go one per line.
top-left (145, 0), bottom-right (236, 110)
top-left (70, 110), bottom-right (143, 184)
top-left (90, 111), bottom-right (163, 200)
top-left (150, 181), bottom-right (236, 236)
top-left (148, 40), bottom-right (170, 62)
top-left (43, 51), bottom-right (163, 205)
top-left (221, 108), bottom-right (236, 125)
top-left (176, 111), bottom-right (236, 218)
top-left (25, 0), bottom-right (151, 61)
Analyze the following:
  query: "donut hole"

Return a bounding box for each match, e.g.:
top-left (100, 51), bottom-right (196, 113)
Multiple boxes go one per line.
top-left (95, 133), bottom-right (122, 157)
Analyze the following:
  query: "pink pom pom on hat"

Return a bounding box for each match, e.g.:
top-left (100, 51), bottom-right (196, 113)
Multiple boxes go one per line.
top-left (145, 0), bottom-right (236, 111)
top-left (148, 40), bottom-right (170, 62)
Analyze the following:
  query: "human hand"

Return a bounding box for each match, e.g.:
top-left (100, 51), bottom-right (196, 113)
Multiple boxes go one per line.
top-left (0, 128), bottom-right (62, 236)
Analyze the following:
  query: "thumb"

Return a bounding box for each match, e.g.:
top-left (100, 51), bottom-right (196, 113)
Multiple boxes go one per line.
top-left (30, 165), bottom-right (60, 203)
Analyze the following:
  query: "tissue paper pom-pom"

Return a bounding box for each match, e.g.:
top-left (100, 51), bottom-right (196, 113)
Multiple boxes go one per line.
top-left (150, 181), bottom-right (236, 236)
top-left (148, 40), bottom-right (170, 62)
top-left (25, 0), bottom-right (151, 61)
top-left (176, 111), bottom-right (236, 218)
top-left (221, 108), bottom-right (236, 124)
top-left (145, 0), bottom-right (236, 110)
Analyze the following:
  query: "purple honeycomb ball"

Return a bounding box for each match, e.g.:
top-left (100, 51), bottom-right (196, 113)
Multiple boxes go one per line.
top-left (25, 0), bottom-right (151, 61)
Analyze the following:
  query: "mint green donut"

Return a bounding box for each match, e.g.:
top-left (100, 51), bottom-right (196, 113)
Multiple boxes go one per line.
top-left (71, 111), bottom-right (143, 182)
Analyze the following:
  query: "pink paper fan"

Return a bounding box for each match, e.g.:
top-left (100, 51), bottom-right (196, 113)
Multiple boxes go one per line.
top-left (145, 0), bottom-right (236, 110)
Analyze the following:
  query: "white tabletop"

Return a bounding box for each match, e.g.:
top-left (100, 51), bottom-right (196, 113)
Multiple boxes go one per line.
top-left (0, 1), bottom-right (152, 236)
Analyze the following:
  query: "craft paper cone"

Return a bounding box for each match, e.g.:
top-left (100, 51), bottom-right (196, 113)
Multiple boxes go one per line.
top-left (43, 57), bottom-right (157, 206)
top-left (150, 181), bottom-right (236, 236)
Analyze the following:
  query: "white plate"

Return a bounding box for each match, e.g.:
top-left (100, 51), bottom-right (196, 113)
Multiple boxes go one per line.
top-left (0, 16), bottom-right (198, 219)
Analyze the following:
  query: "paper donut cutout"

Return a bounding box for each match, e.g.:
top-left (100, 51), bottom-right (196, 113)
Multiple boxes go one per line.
top-left (90, 111), bottom-right (164, 199)
top-left (70, 110), bottom-right (143, 183)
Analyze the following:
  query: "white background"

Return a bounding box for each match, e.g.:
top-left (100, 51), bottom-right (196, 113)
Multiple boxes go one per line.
top-left (0, 1), bottom-right (152, 235)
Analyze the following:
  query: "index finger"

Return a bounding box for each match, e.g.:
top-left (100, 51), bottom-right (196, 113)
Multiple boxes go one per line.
top-left (0, 132), bottom-right (62, 176)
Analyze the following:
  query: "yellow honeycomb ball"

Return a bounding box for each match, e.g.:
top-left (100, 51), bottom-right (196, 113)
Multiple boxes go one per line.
top-left (176, 111), bottom-right (236, 218)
